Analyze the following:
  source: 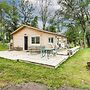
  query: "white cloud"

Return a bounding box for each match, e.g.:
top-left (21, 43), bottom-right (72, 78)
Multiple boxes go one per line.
top-left (25, 0), bottom-right (60, 10)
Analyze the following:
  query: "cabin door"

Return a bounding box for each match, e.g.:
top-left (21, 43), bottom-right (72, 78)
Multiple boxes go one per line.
top-left (24, 36), bottom-right (28, 50)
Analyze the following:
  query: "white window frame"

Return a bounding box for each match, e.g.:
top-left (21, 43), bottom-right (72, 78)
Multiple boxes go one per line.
top-left (31, 36), bottom-right (40, 44)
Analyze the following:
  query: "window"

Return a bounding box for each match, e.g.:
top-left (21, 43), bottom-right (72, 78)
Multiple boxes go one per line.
top-left (51, 38), bottom-right (53, 43)
top-left (48, 37), bottom-right (54, 43)
top-left (36, 37), bottom-right (40, 44)
top-left (32, 37), bottom-right (35, 44)
top-left (31, 37), bottom-right (40, 44)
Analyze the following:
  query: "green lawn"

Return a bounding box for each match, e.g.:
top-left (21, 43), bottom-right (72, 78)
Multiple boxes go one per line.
top-left (0, 42), bottom-right (8, 51)
top-left (0, 46), bottom-right (90, 89)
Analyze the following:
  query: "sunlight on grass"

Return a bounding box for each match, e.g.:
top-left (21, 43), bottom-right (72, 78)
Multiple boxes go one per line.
top-left (0, 43), bottom-right (8, 51)
top-left (0, 48), bottom-right (90, 89)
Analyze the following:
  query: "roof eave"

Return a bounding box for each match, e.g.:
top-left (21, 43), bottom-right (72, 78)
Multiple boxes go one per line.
top-left (11, 25), bottom-right (66, 38)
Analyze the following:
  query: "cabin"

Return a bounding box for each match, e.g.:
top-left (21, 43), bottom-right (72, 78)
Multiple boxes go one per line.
top-left (11, 25), bottom-right (67, 51)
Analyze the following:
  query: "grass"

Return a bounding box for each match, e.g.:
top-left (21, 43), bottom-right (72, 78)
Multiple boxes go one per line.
top-left (0, 43), bottom-right (90, 89)
top-left (0, 42), bottom-right (8, 51)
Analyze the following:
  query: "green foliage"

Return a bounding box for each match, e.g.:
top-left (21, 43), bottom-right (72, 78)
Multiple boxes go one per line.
top-left (58, 0), bottom-right (90, 47)
top-left (0, 1), bottom-right (11, 25)
top-left (0, 1), bottom-right (11, 14)
top-left (47, 18), bottom-right (57, 32)
top-left (86, 26), bottom-right (90, 47)
top-left (0, 0), bottom-right (35, 42)
top-left (80, 0), bottom-right (90, 7)
top-left (86, 31), bottom-right (90, 47)
top-left (0, 42), bottom-right (8, 51)
top-left (66, 25), bottom-right (83, 46)
top-left (31, 16), bottom-right (38, 28)
top-left (47, 25), bottom-right (56, 32)
top-left (0, 0), bottom-right (19, 41)
top-left (6, 0), bottom-right (19, 30)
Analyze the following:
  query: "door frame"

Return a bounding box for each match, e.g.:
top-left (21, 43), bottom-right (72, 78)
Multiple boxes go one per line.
top-left (24, 36), bottom-right (28, 50)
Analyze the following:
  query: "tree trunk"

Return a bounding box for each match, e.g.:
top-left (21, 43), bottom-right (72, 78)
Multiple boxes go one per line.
top-left (43, 23), bottom-right (46, 30)
top-left (86, 37), bottom-right (90, 47)
top-left (83, 29), bottom-right (87, 48)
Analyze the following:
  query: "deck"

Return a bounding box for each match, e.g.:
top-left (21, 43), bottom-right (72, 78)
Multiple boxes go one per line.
top-left (0, 50), bottom-right (69, 68)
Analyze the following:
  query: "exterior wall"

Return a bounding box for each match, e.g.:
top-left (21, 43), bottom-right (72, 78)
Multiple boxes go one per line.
top-left (13, 27), bottom-right (67, 50)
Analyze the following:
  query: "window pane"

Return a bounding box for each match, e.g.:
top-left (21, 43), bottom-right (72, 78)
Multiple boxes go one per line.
top-left (48, 37), bottom-right (53, 43)
top-left (36, 37), bottom-right (40, 44)
top-left (51, 38), bottom-right (53, 43)
top-left (48, 38), bottom-right (50, 43)
top-left (32, 37), bottom-right (35, 44)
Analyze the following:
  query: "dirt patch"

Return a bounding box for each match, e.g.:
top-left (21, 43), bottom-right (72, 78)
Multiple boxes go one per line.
top-left (0, 83), bottom-right (48, 90)
top-left (58, 86), bottom-right (89, 90)
top-left (0, 80), bottom-right (9, 88)
top-left (0, 83), bottom-right (89, 90)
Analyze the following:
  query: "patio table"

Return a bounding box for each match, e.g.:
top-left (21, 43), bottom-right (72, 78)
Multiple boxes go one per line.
top-left (41, 48), bottom-right (56, 59)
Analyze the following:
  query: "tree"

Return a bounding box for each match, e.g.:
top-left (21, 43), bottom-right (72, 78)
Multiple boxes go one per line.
top-left (18, 0), bottom-right (34, 25)
top-left (58, 0), bottom-right (90, 47)
top-left (0, 1), bottom-right (11, 26)
top-left (0, 1), bottom-right (11, 43)
top-left (38, 0), bottom-right (53, 30)
top-left (47, 10), bottom-right (65, 33)
top-left (4, 0), bottom-right (19, 41)
top-left (66, 24), bottom-right (83, 47)
top-left (47, 18), bottom-right (57, 32)
top-left (31, 16), bottom-right (38, 28)
top-left (0, 1), bottom-right (11, 20)
top-left (86, 26), bottom-right (90, 47)
top-left (86, 30), bottom-right (90, 47)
